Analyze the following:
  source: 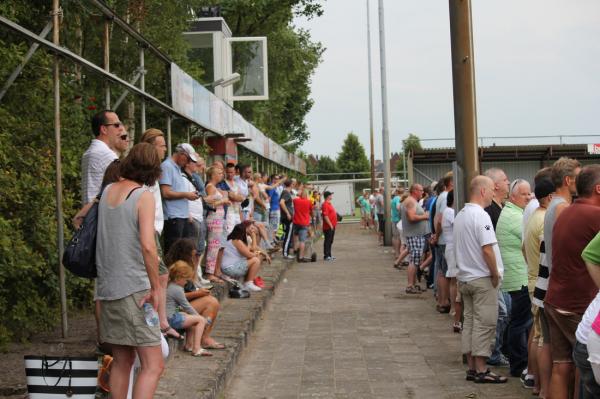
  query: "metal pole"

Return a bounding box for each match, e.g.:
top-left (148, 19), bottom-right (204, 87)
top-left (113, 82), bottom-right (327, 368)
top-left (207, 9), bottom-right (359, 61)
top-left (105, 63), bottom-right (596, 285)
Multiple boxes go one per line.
top-left (0, 21), bottom-right (53, 102)
top-left (139, 46), bottom-right (146, 132)
top-left (366, 0), bottom-right (376, 193)
top-left (52, 0), bottom-right (67, 338)
top-left (113, 70), bottom-right (142, 109)
top-left (377, 0), bottom-right (392, 246)
top-left (449, 0), bottom-right (479, 206)
top-left (103, 18), bottom-right (110, 108)
top-left (166, 114), bottom-right (172, 156)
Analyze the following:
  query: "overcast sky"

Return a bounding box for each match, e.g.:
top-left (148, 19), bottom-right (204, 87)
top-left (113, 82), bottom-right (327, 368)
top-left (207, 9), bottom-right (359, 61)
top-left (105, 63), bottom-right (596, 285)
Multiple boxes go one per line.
top-left (294, 0), bottom-right (600, 159)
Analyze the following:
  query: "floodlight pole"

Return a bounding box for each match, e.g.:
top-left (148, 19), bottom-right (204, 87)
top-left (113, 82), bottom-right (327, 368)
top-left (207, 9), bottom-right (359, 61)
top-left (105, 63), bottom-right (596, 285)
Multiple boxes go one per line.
top-left (103, 18), bottom-right (110, 108)
top-left (448, 0), bottom-right (479, 207)
top-left (378, 0), bottom-right (392, 246)
top-left (52, 0), bottom-right (68, 338)
top-left (366, 0), bottom-right (375, 193)
top-left (139, 46), bottom-right (146, 133)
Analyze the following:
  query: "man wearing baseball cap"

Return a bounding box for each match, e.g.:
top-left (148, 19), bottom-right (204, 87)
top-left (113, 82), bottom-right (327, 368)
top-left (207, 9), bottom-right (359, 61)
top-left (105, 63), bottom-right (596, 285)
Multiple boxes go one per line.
top-left (322, 191), bottom-right (338, 261)
top-left (160, 143), bottom-right (201, 252)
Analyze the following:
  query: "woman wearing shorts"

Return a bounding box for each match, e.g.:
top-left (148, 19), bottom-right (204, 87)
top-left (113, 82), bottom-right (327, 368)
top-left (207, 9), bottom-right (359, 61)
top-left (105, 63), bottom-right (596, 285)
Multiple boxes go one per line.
top-left (95, 143), bottom-right (164, 398)
top-left (221, 221), bottom-right (263, 292)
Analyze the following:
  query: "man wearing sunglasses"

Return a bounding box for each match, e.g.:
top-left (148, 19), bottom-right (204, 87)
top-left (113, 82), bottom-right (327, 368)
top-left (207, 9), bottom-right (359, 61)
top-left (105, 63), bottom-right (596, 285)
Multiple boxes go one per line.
top-left (81, 110), bottom-right (127, 204)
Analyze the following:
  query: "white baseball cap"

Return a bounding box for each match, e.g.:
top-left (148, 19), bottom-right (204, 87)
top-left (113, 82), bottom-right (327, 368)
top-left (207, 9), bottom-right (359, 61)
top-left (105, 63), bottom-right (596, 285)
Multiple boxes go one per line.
top-left (175, 143), bottom-right (199, 162)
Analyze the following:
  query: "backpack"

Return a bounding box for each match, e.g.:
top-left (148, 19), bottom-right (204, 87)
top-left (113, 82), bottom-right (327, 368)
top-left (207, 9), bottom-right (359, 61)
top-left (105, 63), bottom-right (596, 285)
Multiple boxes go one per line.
top-left (63, 200), bottom-right (99, 279)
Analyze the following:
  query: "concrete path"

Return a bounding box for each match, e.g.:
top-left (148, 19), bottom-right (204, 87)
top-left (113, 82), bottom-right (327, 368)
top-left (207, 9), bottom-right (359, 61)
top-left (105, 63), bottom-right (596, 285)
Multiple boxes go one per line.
top-left (224, 223), bottom-right (531, 399)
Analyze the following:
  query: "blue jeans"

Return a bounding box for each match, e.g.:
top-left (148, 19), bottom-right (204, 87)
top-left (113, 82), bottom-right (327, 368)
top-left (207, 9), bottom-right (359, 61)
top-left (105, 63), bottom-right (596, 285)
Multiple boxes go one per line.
top-left (507, 286), bottom-right (533, 376)
top-left (489, 290), bottom-right (512, 364)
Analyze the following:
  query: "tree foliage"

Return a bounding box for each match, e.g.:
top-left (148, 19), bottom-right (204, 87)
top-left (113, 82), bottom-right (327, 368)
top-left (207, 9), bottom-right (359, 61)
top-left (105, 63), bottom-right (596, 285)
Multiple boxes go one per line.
top-left (336, 132), bottom-right (370, 178)
top-left (403, 133), bottom-right (423, 154)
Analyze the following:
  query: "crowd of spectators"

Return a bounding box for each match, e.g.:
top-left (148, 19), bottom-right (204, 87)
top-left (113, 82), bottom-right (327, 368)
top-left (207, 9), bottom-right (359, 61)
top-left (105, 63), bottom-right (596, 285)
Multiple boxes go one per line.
top-left (379, 157), bottom-right (600, 397)
top-left (78, 109), bottom-right (340, 396)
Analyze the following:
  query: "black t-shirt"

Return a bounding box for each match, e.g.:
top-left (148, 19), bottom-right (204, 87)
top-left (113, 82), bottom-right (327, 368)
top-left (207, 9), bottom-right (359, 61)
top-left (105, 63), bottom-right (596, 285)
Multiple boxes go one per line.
top-left (280, 190), bottom-right (294, 220)
top-left (484, 200), bottom-right (502, 231)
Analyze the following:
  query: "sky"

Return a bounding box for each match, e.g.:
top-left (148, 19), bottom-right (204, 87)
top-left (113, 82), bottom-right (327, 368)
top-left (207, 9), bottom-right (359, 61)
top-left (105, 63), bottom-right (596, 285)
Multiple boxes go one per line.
top-left (294, 0), bottom-right (600, 159)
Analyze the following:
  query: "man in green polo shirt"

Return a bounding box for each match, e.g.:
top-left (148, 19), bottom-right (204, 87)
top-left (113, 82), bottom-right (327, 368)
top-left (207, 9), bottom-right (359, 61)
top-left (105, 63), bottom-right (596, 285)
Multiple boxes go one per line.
top-left (496, 178), bottom-right (533, 377)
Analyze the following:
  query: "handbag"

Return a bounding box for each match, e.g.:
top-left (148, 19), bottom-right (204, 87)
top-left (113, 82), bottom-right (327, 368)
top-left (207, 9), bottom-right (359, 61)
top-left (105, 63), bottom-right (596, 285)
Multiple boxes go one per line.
top-left (62, 201), bottom-right (99, 279)
top-left (336, 212), bottom-right (343, 222)
top-left (24, 355), bottom-right (98, 398)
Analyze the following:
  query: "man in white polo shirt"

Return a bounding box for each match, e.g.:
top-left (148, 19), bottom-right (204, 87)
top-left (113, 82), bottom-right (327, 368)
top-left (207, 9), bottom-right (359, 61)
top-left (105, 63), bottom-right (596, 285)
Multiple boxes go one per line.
top-left (454, 175), bottom-right (507, 384)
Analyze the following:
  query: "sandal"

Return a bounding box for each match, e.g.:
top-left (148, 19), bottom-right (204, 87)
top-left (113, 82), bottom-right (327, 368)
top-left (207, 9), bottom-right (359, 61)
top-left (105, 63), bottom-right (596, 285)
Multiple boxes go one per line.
top-left (405, 286), bottom-right (421, 294)
top-left (474, 369), bottom-right (508, 384)
top-left (203, 342), bottom-right (226, 350)
top-left (161, 327), bottom-right (184, 340)
top-left (191, 348), bottom-right (213, 357)
top-left (453, 321), bottom-right (463, 333)
top-left (436, 304), bottom-right (451, 314)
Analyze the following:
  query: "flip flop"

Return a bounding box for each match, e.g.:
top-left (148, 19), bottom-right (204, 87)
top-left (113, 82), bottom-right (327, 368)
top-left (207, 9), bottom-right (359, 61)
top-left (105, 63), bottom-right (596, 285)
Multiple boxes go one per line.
top-left (192, 348), bottom-right (213, 357)
top-left (203, 342), bottom-right (226, 350)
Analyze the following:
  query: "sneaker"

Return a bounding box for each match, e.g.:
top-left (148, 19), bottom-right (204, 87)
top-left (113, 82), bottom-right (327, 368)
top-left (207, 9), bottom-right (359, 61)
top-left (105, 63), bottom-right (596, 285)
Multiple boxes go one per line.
top-left (254, 277), bottom-right (265, 289)
top-left (520, 369), bottom-right (528, 383)
top-left (522, 376), bottom-right (535, 389)
top-left (243, 281), bottom-right (262, 292)
top-left (487, 354), bottom-right (509, 367)
top-left (324, 256), bottom-right (335, 261)
top-left (283, 254), bottom-right (295, 260)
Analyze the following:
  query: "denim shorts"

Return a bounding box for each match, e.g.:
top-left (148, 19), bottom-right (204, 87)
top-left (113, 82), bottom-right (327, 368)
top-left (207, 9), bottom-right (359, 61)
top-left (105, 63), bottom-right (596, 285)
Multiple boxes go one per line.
top-left (222, 259), bottom-right (249, 279)
top-left (167, 312), bottom-right (185, 330)
top-left (294, 224), bottom-right (309, 242)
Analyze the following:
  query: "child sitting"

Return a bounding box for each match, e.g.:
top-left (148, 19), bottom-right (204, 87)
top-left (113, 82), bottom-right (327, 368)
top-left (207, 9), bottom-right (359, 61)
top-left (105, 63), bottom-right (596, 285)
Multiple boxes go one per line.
top-left (166, 261), bottom-right (212, 357)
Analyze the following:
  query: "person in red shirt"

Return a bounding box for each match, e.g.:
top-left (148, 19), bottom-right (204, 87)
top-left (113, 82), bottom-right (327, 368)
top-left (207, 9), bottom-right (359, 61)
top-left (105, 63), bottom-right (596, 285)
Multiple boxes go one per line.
top-left (321, 191), bottom-right (338, 261)
top-left (292, 189), bottom-right (313, 262)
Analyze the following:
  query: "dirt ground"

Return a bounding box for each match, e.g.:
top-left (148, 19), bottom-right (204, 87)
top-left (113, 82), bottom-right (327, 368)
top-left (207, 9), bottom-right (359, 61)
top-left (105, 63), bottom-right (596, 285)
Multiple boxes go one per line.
top-left (0, 311), bottom-right (97, 398)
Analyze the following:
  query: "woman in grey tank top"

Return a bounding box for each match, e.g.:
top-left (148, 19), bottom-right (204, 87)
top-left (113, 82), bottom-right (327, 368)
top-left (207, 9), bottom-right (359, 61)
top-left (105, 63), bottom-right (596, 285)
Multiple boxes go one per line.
top-left (96, 143), bottom-right (164, 398)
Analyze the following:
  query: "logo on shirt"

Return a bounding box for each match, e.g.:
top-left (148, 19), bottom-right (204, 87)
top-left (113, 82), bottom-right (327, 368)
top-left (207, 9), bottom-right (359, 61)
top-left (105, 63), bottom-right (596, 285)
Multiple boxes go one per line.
top-left (484, 225), bottom-right (491, 231)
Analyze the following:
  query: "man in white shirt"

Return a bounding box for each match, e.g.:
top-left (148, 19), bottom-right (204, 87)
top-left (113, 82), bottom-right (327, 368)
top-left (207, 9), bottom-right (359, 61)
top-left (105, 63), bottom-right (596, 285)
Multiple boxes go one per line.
top-left (454, 175), bottom-right (507, 384)
top-left (81, 110), bottom-right (128, 204)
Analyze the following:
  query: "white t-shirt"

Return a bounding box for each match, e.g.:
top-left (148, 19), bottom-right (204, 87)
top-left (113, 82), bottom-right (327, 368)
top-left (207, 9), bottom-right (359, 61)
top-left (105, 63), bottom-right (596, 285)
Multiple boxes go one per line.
top-left (576, 291), bottom-right (600, 345)
top-left (81, 139), bottom-right (118, 204)
top-left (147, 181), bottom-right (164, 235)
top-left (441, 207), bottom-right (454, 246)
top-left (454, 203), bottom-right (504, 282)
top-left (182, 173), bottom-right (203, 222)
top-left (522, 198), bottom-right (539, 243)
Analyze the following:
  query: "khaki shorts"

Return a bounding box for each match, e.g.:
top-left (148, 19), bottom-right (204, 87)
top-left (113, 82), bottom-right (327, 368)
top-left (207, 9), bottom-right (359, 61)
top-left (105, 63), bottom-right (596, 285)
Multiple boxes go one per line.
top-left (392, 222), bottom-right (400, 239)
top-left (99, 290), bottom-right (161, 347)
top-left (459, 277), bottom-right (498, 357)
top-left (545, 303), bottom-right (581, 363)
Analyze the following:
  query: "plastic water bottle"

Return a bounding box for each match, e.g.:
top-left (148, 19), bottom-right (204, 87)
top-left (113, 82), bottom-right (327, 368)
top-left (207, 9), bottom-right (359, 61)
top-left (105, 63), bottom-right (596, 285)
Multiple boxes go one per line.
top-left (142, 303), bottom-right (159, 327)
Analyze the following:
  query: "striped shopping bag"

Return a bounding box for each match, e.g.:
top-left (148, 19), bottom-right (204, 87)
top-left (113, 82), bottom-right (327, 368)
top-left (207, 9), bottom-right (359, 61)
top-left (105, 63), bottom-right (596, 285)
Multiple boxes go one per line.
top-left (24, 355), bottom-right (98, 398)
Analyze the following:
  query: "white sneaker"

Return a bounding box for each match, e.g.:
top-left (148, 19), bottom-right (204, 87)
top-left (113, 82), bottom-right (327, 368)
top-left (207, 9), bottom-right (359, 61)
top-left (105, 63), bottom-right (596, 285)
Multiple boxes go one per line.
top-left (244, 281), bottom-right (262, 292)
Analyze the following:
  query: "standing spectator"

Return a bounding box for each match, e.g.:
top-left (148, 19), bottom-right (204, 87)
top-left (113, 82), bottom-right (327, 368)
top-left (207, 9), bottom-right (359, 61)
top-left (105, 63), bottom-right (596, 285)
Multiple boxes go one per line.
top-left (204, 166), bottom-right (231, 282)
top-left (293, 189), bottom-right (313, 262)
top-left (575, 232), bottom-right (600, 397)
top-left (442, 190), bottom-right (462, 332)
top-left (484, 167), bottom-right (511, 368)
top-left (496, 179), bottom-right (532, 378)
top-left (455, 175), bottom-right (507, 384)
top-left (401, 184), bottom-right (430, 294)
top-left (182, 160), bottom-right (206, 256)
top-left (81, 110), bottom-right (127, 204)
top-left (524, 177), bottom-right (555, 396)
top-left (160, 143), bottom-right (200, 253)
top-left (95, 143), bottom-right (164, 397)
top-left (280, 179), bottom-right (295, 259)
top-left (140, 128), bottom-right (183, 341)
top-left (266, 174), bottom-right (285, 244)
top-left (434, 173), bottom-right (453, 313)
top-left (545, 165), bottom-right (600, 398)
top-left (544, 157), bottom-right (582, 275)
top-left (375, 188), bottom-right (385, 244)
top-left (391, 188), bottom-right (404, 259)
top-left (321, 191), bottom-right (338, 261)
top-left (222, 163), bottom-right (244, 234)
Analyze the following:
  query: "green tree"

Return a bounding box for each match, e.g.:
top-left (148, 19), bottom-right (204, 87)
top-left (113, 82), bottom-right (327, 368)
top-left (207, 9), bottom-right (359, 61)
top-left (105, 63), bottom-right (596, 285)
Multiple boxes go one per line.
top-left (337, 132), bottom-right (370, 178)
top-left (403, 133), bottom-right (423, 154)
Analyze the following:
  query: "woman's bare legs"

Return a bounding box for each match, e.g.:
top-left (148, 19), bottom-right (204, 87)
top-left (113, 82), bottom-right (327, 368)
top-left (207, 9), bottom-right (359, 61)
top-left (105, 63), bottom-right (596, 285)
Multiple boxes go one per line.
top-left (133, 345), bottom-right (164, 399)
top-left (109, 345), bottom-right (136, 399)
top-left (191, 296), bottom-right (221, 347)
top-left (245, 257), bottom-right (262, 283)
top-left (181, 314), bottom-right (207, 353)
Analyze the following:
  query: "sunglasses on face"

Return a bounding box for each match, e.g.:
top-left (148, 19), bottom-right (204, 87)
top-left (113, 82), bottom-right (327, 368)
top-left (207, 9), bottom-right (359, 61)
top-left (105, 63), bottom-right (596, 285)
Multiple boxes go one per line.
top-left (103, 122), bottom-right (123, 129)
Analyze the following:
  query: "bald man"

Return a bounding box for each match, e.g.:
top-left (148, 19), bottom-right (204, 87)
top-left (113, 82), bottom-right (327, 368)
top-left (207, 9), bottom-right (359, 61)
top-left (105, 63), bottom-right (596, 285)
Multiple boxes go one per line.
top-left (454, 175), bottom-right (507, 383)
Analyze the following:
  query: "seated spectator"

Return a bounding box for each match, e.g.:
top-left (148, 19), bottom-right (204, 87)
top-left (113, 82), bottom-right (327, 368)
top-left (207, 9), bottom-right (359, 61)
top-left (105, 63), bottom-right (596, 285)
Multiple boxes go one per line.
top-left (165, 239), bottom-right (224, 350)
top-left (221, 221), bottom-right (263, 292)
top-left (166, 261), bottom-right (211, 357)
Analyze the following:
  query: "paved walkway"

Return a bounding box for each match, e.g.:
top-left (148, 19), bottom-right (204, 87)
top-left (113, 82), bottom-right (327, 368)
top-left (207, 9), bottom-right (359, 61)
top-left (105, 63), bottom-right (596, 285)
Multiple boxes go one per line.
top-left (224, 223), bottom-right (531, 399)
